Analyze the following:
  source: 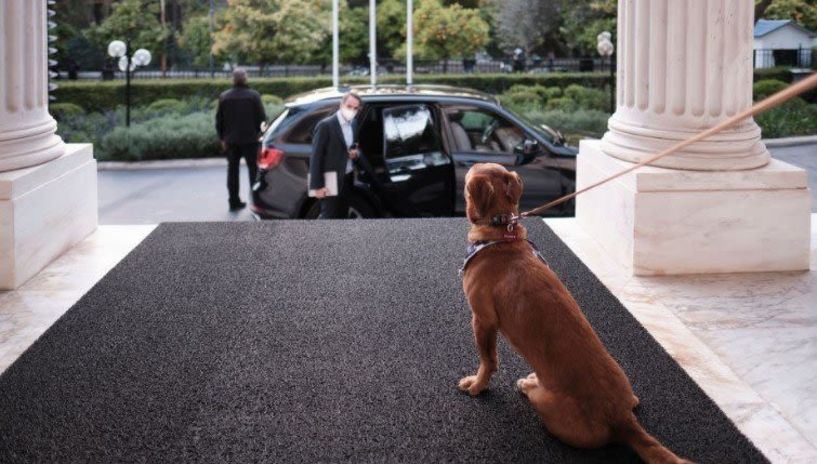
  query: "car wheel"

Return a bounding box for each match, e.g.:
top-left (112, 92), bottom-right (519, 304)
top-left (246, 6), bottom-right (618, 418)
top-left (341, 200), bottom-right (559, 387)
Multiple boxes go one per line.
top-left (347, 194), bottom-right (377, 219)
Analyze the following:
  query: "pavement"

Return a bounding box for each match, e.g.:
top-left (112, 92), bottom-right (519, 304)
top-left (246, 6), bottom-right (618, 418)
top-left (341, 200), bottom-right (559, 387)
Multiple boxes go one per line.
top-left (98, 165), bottom-right (257, 224)
top-left (97, 141), bottom-right (817, 224)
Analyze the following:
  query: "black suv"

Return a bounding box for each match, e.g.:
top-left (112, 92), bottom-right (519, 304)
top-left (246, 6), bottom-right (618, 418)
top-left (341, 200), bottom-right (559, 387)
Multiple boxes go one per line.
top-left (252, 85), bottom-right (578, 219)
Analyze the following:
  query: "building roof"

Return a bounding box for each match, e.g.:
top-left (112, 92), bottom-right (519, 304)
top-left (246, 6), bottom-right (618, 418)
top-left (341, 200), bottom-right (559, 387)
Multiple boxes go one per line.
top-left (755, 19), bottom-right (816, 38)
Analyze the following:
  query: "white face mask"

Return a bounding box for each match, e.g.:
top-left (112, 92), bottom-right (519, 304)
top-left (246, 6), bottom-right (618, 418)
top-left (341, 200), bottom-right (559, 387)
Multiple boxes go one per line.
top-left (341, 107), bottom-right (358, 122)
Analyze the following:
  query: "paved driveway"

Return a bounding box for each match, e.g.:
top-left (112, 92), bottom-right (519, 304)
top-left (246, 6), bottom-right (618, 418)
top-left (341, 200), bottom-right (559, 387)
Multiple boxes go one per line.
top-left (768, 142), bottom-right (817, 211)
top-left (98, 165), bottom-right (257, 224)
top-left (97, 142), bottom-right (817, 224)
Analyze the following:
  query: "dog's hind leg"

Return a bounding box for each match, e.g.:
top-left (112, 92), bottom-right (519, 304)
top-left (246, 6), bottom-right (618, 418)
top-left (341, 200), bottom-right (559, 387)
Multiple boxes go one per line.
top-left (458, 315), bottom-right (498, 396)
top-left (516, 372), bottom-right (539, 392)
top-left (519, 384), bottom-right (611, 449)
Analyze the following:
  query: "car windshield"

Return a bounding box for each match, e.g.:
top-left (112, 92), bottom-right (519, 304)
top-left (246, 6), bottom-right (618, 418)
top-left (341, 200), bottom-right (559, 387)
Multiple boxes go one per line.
top-left (503, 107), bottom-right (560, 145)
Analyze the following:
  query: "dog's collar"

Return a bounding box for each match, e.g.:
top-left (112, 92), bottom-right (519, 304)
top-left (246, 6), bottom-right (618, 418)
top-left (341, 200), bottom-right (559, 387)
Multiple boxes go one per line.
top-left (459, 239), bottom-right (548, 278)
top-left (489, 213), bottom-right (520, 228)
top-left (475, 213), bottom-right (522, 240)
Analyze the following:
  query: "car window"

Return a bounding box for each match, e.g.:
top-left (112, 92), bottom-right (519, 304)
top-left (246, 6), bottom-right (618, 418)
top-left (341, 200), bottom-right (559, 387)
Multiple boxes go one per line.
top-left (444, 106), bottom-right (525, 154)
top-left (284, 105), bottom-right (334, 144)
top-left (382, 104), bottom-right (448, 180)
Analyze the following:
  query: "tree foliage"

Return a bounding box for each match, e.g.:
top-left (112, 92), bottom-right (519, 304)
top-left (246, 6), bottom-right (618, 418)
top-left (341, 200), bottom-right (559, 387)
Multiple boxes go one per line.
top-left (311, 1), bottom-right (372, 65)
top-left (558, 0), bottom-right (617, 56)
top-left (408, 0), bottom-right (490, 60)
top-left (762, 0), bottom-right (817, 31)
top-left (178, 14), bottom-right (212, 66)
top-left (377, 0), bottom-right (407, 61)
top-left (491, 0), bottom-right (561, 55)
top-left (213, 0), bottom-right (330, 65)
top-left (85, 0), bottom-right (168, 59)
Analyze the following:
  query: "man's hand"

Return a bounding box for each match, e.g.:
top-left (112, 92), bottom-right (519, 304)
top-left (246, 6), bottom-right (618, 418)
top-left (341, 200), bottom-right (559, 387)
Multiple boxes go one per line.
top-left (221, 140), bottom-right (227, 152)
top-left (348, 148), bottom-right (359, 160)
top-left (314, 187), bottom-right (328, 199)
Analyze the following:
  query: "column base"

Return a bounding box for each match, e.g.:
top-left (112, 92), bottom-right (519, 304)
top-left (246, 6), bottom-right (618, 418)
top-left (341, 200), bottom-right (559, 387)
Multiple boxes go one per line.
top-left (576, 140), bottom-right (811, 275)
top-left (0, 144), bottom-right (98, 289)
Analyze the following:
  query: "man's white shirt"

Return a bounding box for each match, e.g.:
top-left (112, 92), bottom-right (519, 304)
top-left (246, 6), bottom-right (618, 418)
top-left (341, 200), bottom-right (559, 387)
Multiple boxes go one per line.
top-left (336, 111), bottom-right (354, 174)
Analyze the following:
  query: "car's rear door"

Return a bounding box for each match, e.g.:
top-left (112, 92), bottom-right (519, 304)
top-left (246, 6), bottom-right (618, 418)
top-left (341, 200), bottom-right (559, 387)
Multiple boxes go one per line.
top-left (373, 103), bottom-right (455, 217)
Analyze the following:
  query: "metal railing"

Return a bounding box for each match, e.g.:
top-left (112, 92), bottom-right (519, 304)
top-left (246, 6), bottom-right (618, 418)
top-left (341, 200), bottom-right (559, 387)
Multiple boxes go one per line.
top-left (58, 57), bottom-right (618, 80)
top-left (754, 48), bottom-right (815, 69)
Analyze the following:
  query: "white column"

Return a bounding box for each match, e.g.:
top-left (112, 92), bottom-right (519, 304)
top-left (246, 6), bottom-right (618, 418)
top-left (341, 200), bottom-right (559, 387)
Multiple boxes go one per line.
top-left (0, 0), bottom-right (65, 172)
top-left (601, 0), bottom-right (769, 171)
top-left (575, 0), bottom-right (810, 275)
top-left (0, 0), bottom-right (97, 289)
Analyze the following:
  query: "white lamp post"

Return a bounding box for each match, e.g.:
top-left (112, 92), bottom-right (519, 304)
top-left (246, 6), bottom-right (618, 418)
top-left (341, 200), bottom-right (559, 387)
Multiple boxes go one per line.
top-left (597, 31), bottom-right (615, 114)
top-left (108, 40), bottom-right (152, 127)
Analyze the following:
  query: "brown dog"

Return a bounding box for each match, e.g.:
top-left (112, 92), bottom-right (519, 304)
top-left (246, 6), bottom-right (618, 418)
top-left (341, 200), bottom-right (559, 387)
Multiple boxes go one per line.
top-left (459, 163), bottom-right (690, 464)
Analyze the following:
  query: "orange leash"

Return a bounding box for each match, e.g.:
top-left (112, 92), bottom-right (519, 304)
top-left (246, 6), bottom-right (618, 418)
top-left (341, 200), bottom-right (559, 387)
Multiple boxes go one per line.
top-left (520, 72), bottom-right (817, 217)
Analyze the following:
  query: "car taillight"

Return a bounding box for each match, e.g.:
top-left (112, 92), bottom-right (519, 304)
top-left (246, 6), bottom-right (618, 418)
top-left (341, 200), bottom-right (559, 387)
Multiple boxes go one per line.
top-left (258, 146), bottom-right (285, 170)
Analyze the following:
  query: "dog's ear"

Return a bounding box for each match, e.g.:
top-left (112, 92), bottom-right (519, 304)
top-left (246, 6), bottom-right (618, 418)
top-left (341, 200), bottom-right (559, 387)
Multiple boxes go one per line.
top-left (466, 174), bottom-right (495, 220)
top-left (506, 171), bottom-right (523, 205)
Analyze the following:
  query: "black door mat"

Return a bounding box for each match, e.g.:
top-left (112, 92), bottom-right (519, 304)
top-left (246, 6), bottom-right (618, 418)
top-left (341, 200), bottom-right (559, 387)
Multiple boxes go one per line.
top-left (0, 219), bottom-right (767, 463)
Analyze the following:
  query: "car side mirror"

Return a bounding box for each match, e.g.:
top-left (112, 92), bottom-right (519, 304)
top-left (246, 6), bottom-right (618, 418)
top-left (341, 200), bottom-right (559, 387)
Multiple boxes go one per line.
top-left (514, 139), bottom-right (539, 165)
top-left (523, 139), bottom-right (539, 155)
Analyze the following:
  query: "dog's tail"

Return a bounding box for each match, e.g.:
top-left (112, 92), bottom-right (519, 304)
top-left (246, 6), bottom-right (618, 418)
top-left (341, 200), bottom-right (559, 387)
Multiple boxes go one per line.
top-left (614, 413), bottom-right (693, 464)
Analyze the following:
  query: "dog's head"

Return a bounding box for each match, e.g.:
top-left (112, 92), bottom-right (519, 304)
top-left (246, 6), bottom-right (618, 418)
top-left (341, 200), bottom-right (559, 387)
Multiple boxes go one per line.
top-left (464, 163), bottom-right (523, 224)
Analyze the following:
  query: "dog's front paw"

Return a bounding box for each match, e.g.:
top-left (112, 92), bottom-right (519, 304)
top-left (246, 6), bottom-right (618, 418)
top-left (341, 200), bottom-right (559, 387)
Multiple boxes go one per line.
top-left (458, 375), bottom-right (487, 396)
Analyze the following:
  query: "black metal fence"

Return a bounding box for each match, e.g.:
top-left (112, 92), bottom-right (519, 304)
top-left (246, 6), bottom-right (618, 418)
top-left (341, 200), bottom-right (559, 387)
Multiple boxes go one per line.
top-left (59, 56), bottom-right (617, 80)
top-left (753, 48), bottom-right (815, 69)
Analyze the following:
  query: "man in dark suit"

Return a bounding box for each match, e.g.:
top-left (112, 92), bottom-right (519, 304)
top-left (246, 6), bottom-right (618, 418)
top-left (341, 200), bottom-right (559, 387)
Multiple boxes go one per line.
top-left (309, 91), bottom-right (362, 219)
top-left (216, 68), bottom-right (267, 211)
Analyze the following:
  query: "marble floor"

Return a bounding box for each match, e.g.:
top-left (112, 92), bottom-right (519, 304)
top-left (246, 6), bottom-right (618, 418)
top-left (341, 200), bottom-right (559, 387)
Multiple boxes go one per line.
top-left (1, 219), bottom-right (816, 463)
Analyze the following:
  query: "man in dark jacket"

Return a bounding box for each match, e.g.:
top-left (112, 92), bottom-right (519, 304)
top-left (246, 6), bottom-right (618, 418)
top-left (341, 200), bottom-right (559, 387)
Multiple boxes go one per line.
top-left (309, 91), bottom-right (362, 219)
top-left (216, 68), bottom-right (267, 211)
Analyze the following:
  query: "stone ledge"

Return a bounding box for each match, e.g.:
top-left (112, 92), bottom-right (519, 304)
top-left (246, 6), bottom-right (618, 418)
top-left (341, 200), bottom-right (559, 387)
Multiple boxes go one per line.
top-left (582, 139), bottom-right (809, 193)
top-left (0, 144), bottom-right (93, 200)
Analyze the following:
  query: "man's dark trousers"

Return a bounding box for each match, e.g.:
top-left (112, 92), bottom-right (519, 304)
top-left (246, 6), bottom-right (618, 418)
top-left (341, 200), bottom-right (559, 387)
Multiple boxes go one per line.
top-left (226, 142), bottom-right (259, 206)
top-left (319, 172), bottom-right (354, 219)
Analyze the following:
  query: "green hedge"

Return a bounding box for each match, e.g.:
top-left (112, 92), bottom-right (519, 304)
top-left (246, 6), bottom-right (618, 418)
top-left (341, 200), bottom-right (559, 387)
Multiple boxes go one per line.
top-left (754, 98), bottom-right (817, 138)
top-left (55, 73), bottom-right (613, 112)
top-left (753, 67), bottom-right (792, 83)
top-left (55, 69), bottom-right (797, 113)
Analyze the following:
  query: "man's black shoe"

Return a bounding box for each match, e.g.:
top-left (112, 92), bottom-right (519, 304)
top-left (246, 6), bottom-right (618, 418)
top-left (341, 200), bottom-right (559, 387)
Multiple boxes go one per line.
top-left (229, 200), bottom-right (247, 211)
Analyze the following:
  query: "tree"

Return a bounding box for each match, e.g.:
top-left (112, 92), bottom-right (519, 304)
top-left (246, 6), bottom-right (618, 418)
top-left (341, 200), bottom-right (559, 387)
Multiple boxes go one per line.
top-left (213, 0), bottom-right (330, 65)
top-left (762, 0), bottom-right (817, 31)
top-left (311, 2), bottom-right (371, 66)
top-left (377, 0), bottom-right (407, 60)
top-left (85, 0), bottom-right (168, 61)
top-left (555, 0), bottom-right (617, 56)
top-left (178, 14), bottom-right (213, 66)
top-left (756, 0), bottom-right (776, 18)
top-left (491, 0), bottom-right (561, 56)
top-left (407, 0), bottom-right (490, 70)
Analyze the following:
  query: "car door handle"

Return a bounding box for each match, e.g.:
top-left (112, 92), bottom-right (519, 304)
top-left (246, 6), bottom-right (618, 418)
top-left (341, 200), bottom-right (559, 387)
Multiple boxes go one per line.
top-left (389, 166), bottom-right (412, 183)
